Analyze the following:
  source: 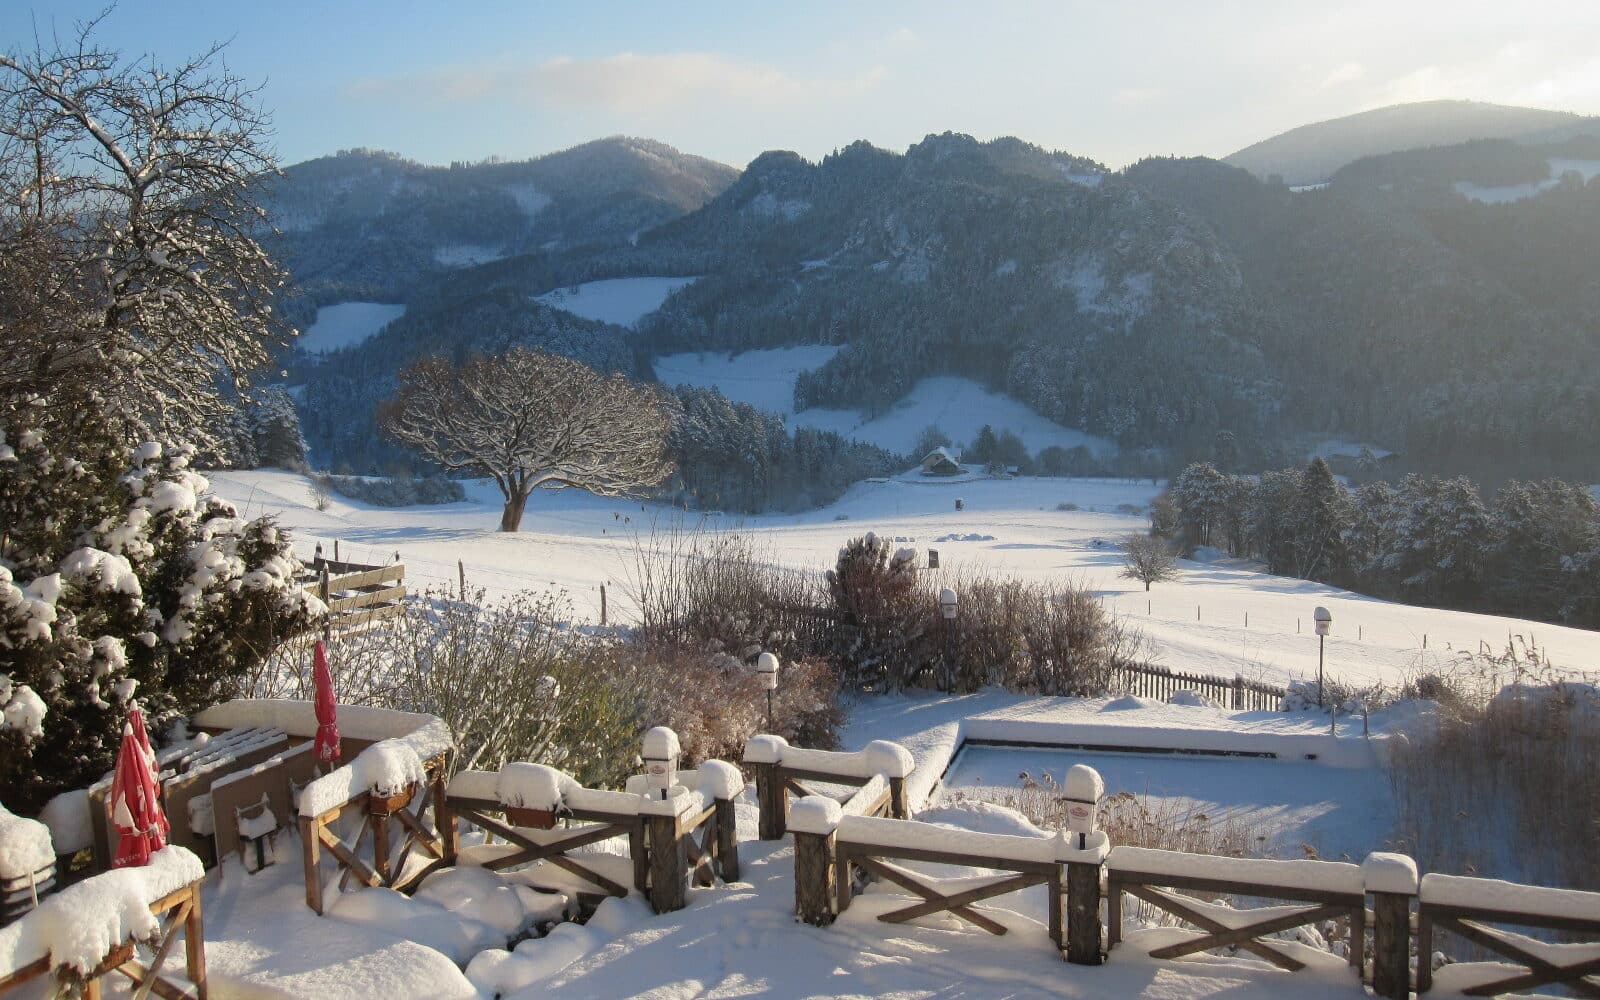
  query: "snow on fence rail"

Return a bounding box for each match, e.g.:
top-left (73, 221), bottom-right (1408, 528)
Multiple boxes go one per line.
top-left (744, 735), bottom-right (912, 840)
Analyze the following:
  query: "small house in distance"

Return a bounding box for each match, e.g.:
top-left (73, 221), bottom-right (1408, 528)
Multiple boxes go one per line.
top-left (920, 447), bottom-right (962, 476)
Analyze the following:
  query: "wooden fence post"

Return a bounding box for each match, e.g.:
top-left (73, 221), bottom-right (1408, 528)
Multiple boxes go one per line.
top-left (186, 884), bottom-right (209, 1000)
top-left (794, 829), bottom-right (837, 926)
top-left (1364, 853), bottom-right (1418, 1000)
top-left (1372, 891), bottom-right (1410, 999)
top-left (299, 814), bottom-right (323, 915)
top-left (888, 776), bottom-right (909, 820)
top-left (752, 763), bottom-right (786, 840)
top-left (647, 813), bottom-right (686, 913)
top-left (600, 584), bottom-right (607, 626)
top-left (1065, 861), bottom-right (1102, 964)
top-left (435, 767), bottom-right (458, 867)
top-left (715, 796), bottom-right (740, 883)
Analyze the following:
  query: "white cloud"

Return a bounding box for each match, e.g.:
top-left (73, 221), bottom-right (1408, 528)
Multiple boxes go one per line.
top-left (348, 52), bottom-right (889, 113)
top-left (1320, 62), bottom-right (1365, 89)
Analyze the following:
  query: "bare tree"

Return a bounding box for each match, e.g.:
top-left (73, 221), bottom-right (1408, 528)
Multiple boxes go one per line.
top-left (383, 349), bottom-right (673, 531)
top-left (1121, 533), bottom-right (1179, 591)
top-left (0, 16), bottom-right (286, 443)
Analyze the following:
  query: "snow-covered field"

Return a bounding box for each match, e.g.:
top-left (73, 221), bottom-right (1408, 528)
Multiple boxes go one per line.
top-left (299, 302), bottom-right (406, 353)
top-left (209, 469), bottom-right (1600, 691)
top-left (535, 276), bottom-right (698, 328)
top-left (653, 346), bottom-right (842, 415)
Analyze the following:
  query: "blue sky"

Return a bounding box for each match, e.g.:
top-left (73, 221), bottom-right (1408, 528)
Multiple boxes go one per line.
top-left (5, 1), bottom-right (1599, 169)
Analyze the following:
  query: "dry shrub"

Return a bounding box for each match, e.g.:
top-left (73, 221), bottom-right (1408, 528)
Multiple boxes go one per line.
top-left (827, 533), bottom-right (930, 691)
top-left (600, 644), bottom-right (843, 766)
top-left (1387, 642), bottom-right (1600, 889)
top-left (621, 522), bottom-right (823, 662)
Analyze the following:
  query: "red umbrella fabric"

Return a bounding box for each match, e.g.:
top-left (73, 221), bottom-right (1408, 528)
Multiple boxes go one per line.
top-left (313, 640), bottom-right (341, 765)
top-left (110, 712), bottom-right (168, 868)
top-left (127, 704), bottom-right (157, 769)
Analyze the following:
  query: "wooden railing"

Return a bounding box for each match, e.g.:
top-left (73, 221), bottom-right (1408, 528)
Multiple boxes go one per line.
top-left (298, 749), bottom-right (451, 914)
top-left (442, 757), bottom-right (741, 914)
top-left (0, 857), bottom-right (208, 1000)
top-left (1106, 847), bottom-right (1367, 973)
top-left (1417, 873), bottom-right (1600, 997)
top-left (745, 735), bottom-right (912, 840)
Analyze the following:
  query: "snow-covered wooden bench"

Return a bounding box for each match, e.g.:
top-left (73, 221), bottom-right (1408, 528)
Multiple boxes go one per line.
top-left (1106, 846), bottom-right (1368, 974)
top-left (442, 741), bottom-right (743, 914)
top-left (1417, 873), bottom-right (1600, 997)
top-left (743, 735), bottom-right (912, 839)
top-left (0, 846), bottom-right (207, 1000)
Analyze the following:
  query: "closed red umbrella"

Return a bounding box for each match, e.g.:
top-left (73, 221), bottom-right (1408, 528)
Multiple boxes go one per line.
top-left (313, 640), bottom-right (341, 766)
top-left (127, 704), bottom-right (157, 769)
top-left (110, 713), bottom-right (168, 868)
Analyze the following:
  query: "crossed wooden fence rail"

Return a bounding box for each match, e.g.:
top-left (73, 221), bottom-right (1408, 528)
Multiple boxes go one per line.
top-left (299, 751), bottom-right (452, 914)
top-left (440, 764), bottom-right (740, 915)
top-left (764, 736), bottom-right (1600, 999)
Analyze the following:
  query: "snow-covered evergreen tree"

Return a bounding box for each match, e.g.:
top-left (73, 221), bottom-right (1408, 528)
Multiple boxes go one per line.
top-left (0, 404), bottom-right (322, 810)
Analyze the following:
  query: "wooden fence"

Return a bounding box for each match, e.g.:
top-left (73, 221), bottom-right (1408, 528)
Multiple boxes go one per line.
top-left (302, 557), bottom-right (406, 631)
top-left (1111, 662), bottom-right (1285, 711)
top-left (745, 735), bottom-right (912, 841)
top-left (299, 750), bottom-right (451, 914)
top-left (443, 758), bottom-right (741, 914)
top-left (1417, 873), bottom-right (1600, 997)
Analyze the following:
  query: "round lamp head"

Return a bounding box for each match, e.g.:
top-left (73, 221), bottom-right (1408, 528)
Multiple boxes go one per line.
top-left (756, 651), bottom-right (780, 691)
top-left (1314, 606), bottom-right (1332, 636)
top-left (940, 587), bottom-right (958, 620)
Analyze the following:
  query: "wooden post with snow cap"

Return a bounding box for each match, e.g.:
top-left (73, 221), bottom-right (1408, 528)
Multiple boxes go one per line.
top-left (744, 734), bottom-right (789, 840)
top-left (641, 727), bottom-right (688, 913)
top-left (1364, 853), bottom-right (1417, 1000)
top-left (1062, 764), bottom-right (1108, 964)
top-left (791, 796), bottom-right (842, 926)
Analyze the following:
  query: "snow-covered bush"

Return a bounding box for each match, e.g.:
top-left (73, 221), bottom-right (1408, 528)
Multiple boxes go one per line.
top-left (0, 411), bottom-right (322, 810)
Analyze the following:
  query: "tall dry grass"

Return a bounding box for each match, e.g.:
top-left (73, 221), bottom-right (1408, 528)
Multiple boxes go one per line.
top-left (1386, 641), bottom-right (1600, 890)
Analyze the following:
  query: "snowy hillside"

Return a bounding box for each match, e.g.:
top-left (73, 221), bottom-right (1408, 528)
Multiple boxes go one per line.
top-left (652, 349), bottom-right (1116, 457)
top-left (792, 376), bottom-right (1118, 457)
top-left (535, 277), bottom-right (698, 328)
top-left (300, 302), bottom-right (407, 354)
top-left (209, 469), bottom-right (1600, 691)
top-left (653, 346), bottom-right (842, 415)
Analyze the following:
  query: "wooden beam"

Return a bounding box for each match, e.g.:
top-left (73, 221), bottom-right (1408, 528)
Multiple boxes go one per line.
top-left (857, 857), bottom-right (1008, 936)
top-left (1127, 884), bottom-right (1312, 971)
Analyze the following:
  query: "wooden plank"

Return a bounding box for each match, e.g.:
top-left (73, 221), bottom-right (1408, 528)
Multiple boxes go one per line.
top-left (318, 565), bottom-right (404, 591)
top-left (548, 854), bottom-right (629, 898)
top-left (1106, 867), bottom-right (1363, 906)
top-left (879, 871), bottom-right (1043, 924)
top-left (316, 825), bottom-right (382, 888)
top-left (326, 585), bottom-right (407, 614)
top-left (1126, 884), bottom-right (1308, 971)
top-left (300, 815), bottom-right (323, 914)
top-left (858, 856), bottom-right (1009, 936)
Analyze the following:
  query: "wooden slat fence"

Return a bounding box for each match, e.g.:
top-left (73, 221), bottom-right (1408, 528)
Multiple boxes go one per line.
top-left (1112, 661), bottom-right (1285, 711)
top-left (301, 558), bottom-right (407, 631)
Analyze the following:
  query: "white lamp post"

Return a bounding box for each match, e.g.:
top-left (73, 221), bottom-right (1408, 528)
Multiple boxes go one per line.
top-left (939, 588), bottom-right (958, 689)
top-left (642, 726), bottom-right (681, 801)
top-left (756, 652), bottom-right (780, 733)
top-left (1063, 764), bottom-right (1105, 851)
top-left (1314, 606), bottom-right (1332, 708)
